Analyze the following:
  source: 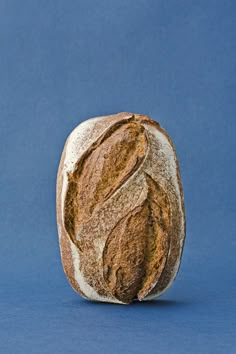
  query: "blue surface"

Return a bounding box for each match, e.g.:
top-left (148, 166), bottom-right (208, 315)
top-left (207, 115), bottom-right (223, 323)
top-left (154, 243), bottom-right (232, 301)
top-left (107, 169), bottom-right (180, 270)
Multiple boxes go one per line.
top-left (0, 1), bottom-right (236, 353)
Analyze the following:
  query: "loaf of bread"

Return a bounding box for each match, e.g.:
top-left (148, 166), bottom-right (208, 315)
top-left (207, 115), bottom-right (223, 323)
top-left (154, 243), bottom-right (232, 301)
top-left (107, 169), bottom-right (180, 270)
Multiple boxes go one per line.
top-left (56, 112), bottom-right (186, 304)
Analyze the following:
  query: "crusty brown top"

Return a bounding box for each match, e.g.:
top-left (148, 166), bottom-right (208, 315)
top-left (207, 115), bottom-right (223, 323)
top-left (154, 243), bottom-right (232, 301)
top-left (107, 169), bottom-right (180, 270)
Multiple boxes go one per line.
top-left (57, 113), bottom-right (186, 304)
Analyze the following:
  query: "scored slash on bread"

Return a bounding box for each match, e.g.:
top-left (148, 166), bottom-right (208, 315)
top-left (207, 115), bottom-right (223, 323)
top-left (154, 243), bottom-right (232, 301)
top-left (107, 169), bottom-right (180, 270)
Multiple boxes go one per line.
top-left (56, 112), bottom-right (186, 304)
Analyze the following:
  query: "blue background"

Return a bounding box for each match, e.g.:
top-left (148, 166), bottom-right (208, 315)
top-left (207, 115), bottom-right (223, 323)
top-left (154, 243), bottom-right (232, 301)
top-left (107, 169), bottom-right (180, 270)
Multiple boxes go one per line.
top-left (1, 1), bottom-right (235, 353)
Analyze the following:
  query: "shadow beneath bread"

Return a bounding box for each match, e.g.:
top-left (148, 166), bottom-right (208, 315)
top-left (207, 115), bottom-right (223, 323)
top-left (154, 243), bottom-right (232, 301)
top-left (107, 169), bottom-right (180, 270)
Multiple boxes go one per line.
top-left (67, 298), bottom-right (192, 308)
top-left (131, 299), bottom-right (191, 307)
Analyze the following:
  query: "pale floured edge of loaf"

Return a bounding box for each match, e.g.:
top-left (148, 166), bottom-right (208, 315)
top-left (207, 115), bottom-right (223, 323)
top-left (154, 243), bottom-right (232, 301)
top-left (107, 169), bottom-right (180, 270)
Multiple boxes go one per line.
top-left (59, 113), bottom-right (133, 304)
top-left (142, 124), bottom-right (185, 300)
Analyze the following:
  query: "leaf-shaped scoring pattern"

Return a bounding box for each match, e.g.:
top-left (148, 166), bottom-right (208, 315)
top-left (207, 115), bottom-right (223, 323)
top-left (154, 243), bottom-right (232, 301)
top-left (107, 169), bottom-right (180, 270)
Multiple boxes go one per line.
top-left (102, 173), bottom-right (171, 303)
top-left (63, 116), bottom-right (172, 303)
top-left (64, 119), bottom-right (148, 245)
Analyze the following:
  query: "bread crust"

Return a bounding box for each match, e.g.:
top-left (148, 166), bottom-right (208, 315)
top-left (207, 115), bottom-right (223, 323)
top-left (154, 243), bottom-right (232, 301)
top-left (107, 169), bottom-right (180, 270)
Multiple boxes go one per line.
top-left (56, 112), bottom-right (186, 304)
